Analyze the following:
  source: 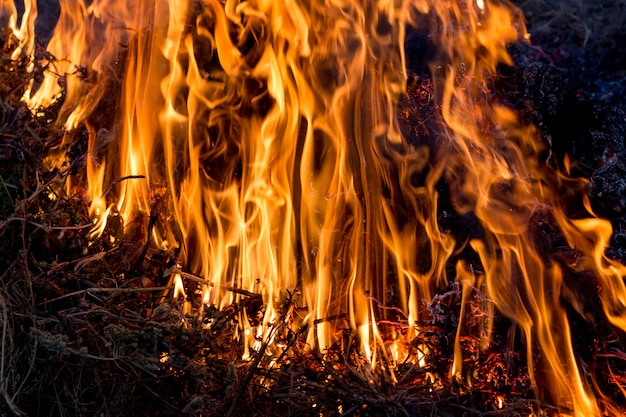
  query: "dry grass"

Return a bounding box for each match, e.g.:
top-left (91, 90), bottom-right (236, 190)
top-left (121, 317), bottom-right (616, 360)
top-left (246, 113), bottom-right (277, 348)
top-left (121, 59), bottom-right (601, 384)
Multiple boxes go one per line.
top-left (1, 0), bottom-right (626, 414)
top-left (0, 29), bottom-right (539, 413)
top-left (516, 0), bottom-right (626, 72)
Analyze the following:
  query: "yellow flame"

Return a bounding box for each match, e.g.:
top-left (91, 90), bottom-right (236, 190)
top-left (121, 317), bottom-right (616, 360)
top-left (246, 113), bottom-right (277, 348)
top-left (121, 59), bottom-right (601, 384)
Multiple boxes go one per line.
top-left (172, 273), bottom-right (186, 299)
top-left (9, 0), bottom-right (626, 414)
top-left (496, 395), bottom-right (503, 409)
top-left (0, 0), bottom-right (37, 60)
top-left (428, 0), bottom-right (610, 414)
top-left (450, 262), bottom-right (475, 380)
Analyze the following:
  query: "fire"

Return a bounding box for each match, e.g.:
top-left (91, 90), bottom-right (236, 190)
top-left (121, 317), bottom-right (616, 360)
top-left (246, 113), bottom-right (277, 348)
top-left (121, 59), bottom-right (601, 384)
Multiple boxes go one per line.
top-left (0, 0), bottom-right (36, 60)
top-left (3, 0), bottom-right (626, 415)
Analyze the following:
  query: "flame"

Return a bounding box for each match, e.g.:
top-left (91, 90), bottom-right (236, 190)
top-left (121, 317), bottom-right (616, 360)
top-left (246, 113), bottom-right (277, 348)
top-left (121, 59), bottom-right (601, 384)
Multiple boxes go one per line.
top-left (6, 0), bottom-right (626, 415)
top-left (0, 0), bottom-right (37, 60)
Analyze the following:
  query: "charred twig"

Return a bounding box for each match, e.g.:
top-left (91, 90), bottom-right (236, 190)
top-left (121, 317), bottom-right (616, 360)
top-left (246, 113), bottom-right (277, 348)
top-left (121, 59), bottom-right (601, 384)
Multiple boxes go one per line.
top-left (1, 390), bottom-right (27, 417)
top-left (0, 309), bottom-right (5, 381)
top-left (0, 281), bottom-right (29, 417)
top-left (131, 201), bottom-right (160, 271)
top-left (338, 402), bottom-right (363, 416)
top-left (0, 216), bottom-right (91, 233)
top-left (227, 300), bottom-right (294, 416)
top-left (0, 293), bottom-right (8, 400)
top-left (165, 267), bottom-right (261, 299)
top-left (0, 174), bottom-right (14, 208)
top-left (313, 313), bottom-right (347, 325)
top-left (102, 175), bottom-right (146, 197)
top-left (39, 286), bottom-right (174, 306)
top-left (27, 247), bottom-right (119, 276)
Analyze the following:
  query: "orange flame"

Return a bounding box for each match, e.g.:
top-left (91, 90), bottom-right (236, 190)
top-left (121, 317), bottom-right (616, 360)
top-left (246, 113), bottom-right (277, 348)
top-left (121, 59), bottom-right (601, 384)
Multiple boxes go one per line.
top-left (0, 0), bottom-right (37, 60)
top-left (7, 0), bottom-right (626, 415)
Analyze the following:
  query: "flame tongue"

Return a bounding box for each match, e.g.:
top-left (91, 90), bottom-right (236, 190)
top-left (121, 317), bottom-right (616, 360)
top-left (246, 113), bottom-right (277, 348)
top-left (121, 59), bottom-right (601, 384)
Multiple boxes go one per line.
top-left (1, 0), bottom-right (37, 60)
top-left (9, 0), bottom-right (626, 414)
top-left (140, 0), bottom-right (429, 358)
top-left (427, 2), bottom-right (626, 415)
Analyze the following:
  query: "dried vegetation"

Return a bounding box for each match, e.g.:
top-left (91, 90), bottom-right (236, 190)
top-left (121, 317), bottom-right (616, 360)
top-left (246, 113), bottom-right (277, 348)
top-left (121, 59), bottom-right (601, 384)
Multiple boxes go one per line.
top-left (0, 0), bottom-right (625, 415)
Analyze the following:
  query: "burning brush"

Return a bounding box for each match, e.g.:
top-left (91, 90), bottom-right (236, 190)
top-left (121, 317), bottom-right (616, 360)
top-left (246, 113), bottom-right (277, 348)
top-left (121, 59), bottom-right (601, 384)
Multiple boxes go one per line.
top-left (0, 0), bottom-right (625, 415)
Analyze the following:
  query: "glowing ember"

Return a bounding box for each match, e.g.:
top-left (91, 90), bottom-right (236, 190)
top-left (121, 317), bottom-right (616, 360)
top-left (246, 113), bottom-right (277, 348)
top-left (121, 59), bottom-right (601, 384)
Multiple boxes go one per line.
top-left (3, 0), bottom-right (626, 415)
